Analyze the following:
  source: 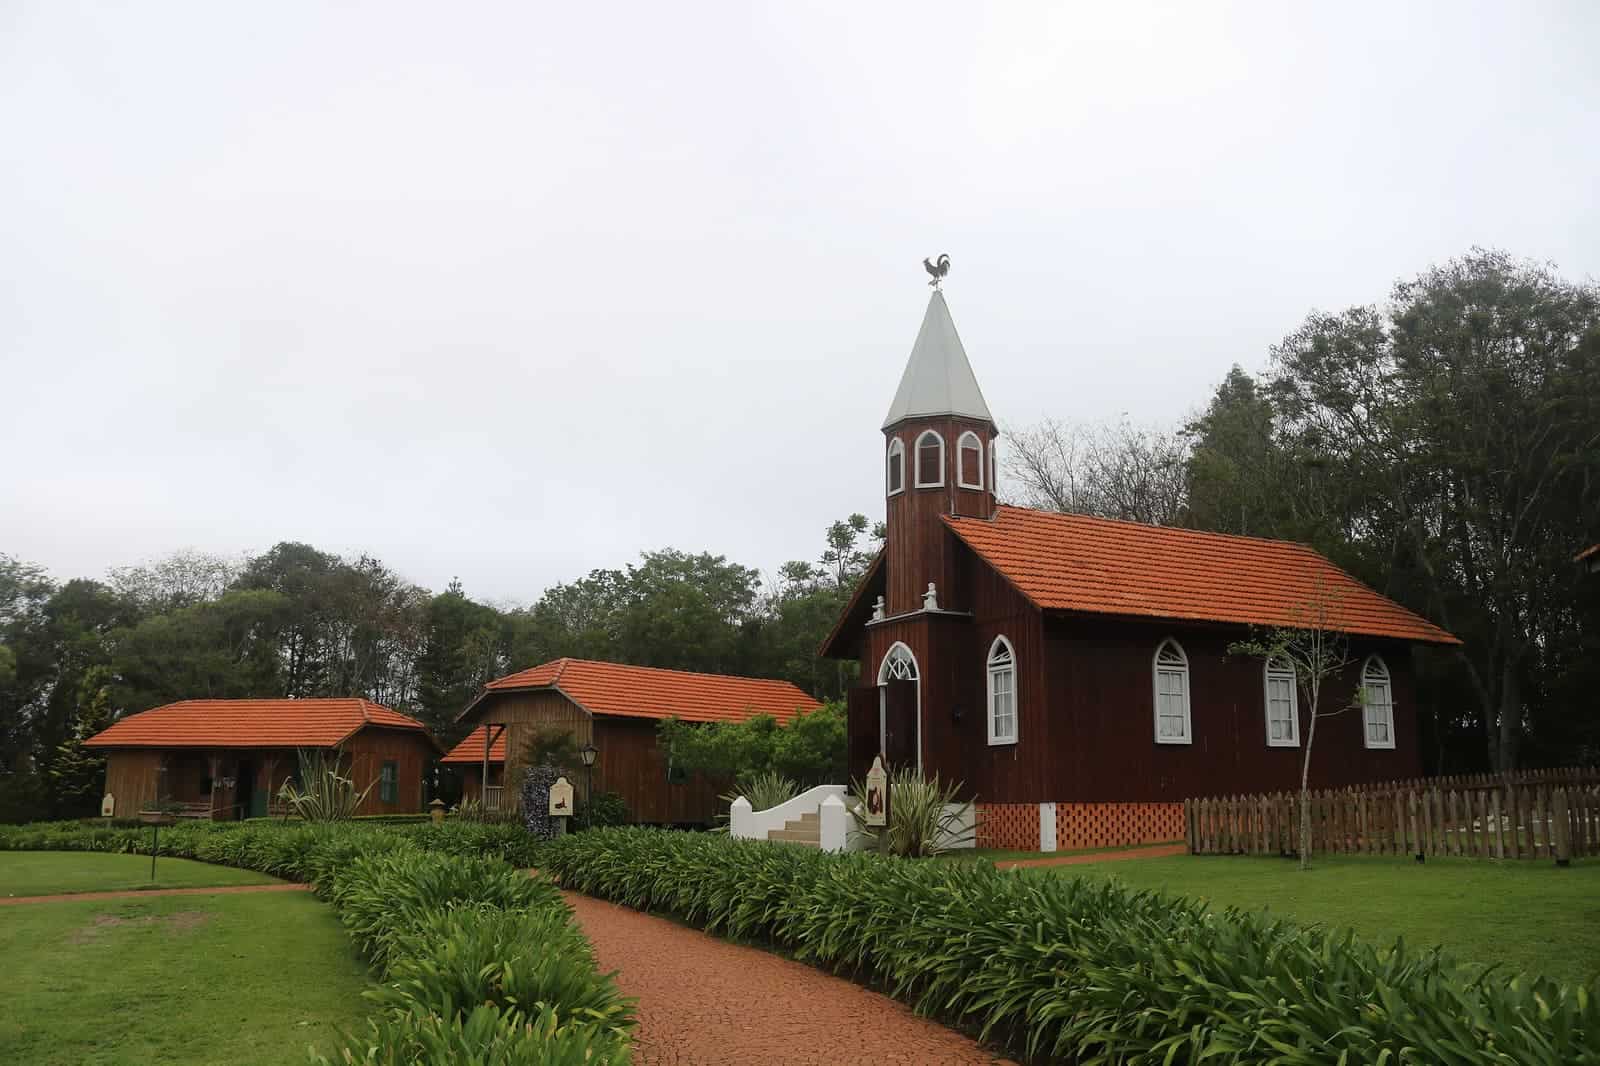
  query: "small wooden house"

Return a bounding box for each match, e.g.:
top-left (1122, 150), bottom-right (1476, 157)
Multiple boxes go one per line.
top-left (453, 658), bottom-right (822, 824)
top-left (84, 698), bottom-right (440, 818)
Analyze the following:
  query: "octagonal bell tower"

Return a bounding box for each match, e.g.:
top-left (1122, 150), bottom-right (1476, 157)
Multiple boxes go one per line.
top-left (880, 287), bottom-right (997, 615)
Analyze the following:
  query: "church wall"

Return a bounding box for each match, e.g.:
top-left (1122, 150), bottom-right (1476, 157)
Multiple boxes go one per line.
top-left (883, 415), bottom-right (996, 615)
top-left (1038, 615), bottom-right (1423, 802)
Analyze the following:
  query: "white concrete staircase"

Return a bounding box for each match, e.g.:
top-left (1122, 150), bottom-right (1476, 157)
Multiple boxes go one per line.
top-left (765, 811), bottom-right (821, 847)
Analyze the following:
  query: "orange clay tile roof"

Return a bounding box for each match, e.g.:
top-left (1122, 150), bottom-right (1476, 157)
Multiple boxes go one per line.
top-left (440, 730), bottom-right (507, 765)
top-left (84, 698), bottom-right (432, 750)
top-left (463, 658), bottom-right (823, 726)
top-left (944, 506), bottom-right (1460, 645)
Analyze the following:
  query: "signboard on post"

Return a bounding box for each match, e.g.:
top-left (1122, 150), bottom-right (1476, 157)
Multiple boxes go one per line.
top-left (101, 794), bottom-right (115, 818)
top-left (864, 756), bottom-right (888, 827)
top-left (548, 776), bottom-right (574, 818)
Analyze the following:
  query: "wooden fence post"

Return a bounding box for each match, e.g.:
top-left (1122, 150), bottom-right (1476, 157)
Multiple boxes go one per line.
top-left (1407, 790), bottom-right (1420, 861)
top-left (1491, 789), bottom-right (1504, 860)
top-left (1553, 789), bottom-right (1571, 867)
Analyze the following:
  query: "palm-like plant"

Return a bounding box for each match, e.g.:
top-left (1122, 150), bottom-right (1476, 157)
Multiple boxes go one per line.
top-left (848, 764), bottom-right (974, 857)
top-left (276, 748), bottom-right (374, 822)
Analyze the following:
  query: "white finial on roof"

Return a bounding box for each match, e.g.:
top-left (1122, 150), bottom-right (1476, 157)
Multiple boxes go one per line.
top-left (882, 285), bottom-right (994, 430)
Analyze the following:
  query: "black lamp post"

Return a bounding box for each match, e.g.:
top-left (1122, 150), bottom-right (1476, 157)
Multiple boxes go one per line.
top-left (579, 744), bottom-right (598, 828)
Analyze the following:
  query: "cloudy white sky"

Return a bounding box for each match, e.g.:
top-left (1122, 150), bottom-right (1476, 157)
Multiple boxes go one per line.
top-left (3, 2), bottom-right (1597, 604)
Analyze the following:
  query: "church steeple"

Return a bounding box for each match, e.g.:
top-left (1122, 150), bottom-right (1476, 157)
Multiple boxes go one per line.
top-left (882, 291), bottom-right (994, 431)
top-left (880, 283), bottom-right (998, 615)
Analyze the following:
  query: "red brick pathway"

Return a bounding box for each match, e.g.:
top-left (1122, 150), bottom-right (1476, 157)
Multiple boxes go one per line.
top-left (0, 883), bottom-right (307, 907)
top-left (996, 842), bottom-right (1187, 870)
top-left (565, 892), bottom-right (1014, 1065)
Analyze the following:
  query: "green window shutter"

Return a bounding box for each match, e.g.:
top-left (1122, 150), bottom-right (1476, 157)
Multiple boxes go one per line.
top-left (380, 761), bottom-right (398, 803)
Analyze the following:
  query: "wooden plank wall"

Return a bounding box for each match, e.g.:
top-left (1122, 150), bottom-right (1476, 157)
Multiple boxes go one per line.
top-left (345, 728), bottom-right (435, 815)
top-left (1187, 774), bottom-right (1600, 861)
top-left (102, 751), bottom-right (162, 815)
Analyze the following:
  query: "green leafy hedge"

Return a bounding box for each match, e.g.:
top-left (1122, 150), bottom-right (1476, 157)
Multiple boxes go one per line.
top-left (543, 828), bottom-right (1599, 1065)
top-left (0, 819), bottom-right (629, 1064)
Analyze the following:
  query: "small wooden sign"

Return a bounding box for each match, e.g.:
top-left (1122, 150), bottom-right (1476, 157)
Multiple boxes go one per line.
top-left (101, 794), bottom-right (115, 818)
top-left (548, 776), bottom-right (574, 817)
top-left (864, 757), bottom-right (888, 827)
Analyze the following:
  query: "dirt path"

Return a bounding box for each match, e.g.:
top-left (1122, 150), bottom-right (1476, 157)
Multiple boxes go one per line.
top-left (0, 883), bottom-right (308, 907)
top-left (565, 892), bottom-right (1014, 1065)
top-left (997, 842), bottom-right (1187, 870)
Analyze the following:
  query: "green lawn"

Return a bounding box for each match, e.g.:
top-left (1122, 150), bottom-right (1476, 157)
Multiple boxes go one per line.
top-left (0, 852), bottom-right (278, 897)
top-left (1045, 852), bottom-right (1600, 986)
top-left (0, 891), bottom-right (371, 1065)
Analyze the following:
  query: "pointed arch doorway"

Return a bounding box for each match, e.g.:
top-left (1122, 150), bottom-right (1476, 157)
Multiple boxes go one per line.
top-left (876, 642), bottom-right (920, 773)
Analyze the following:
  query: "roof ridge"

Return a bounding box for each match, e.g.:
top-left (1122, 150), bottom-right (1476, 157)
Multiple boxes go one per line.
top-left (970, 505), bottom-right (1328, 555)
top-left (556, 657), bottom-right (809, 687)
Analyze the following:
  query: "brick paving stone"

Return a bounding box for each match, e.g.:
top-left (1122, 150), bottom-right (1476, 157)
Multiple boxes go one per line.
top-left (997, 842), bottom-right (1187, 871)
top-left (565, 892), bottom-right (1015, 1065)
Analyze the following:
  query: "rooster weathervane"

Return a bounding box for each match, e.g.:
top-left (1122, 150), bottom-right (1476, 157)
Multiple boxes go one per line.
top-left (923, 253), bottom-right (950, 289)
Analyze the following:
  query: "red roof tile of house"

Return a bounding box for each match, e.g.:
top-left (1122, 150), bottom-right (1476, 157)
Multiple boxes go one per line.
top-left (944, 506), bottom-right (1459, 645)
top-left (84, 698), bottom-right (433, 750)
top-left (464, 658), bottom-right (822, 725)
top-left (440, 730), bottom-right (507, 765)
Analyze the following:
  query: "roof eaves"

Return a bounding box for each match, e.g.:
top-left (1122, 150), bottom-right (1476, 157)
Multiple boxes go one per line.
top-left (818, 552), bottom-right (885, 659)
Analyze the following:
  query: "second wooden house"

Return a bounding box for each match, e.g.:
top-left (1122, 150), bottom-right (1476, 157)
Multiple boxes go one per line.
top-left (452, 657), bottom-right (822, 824)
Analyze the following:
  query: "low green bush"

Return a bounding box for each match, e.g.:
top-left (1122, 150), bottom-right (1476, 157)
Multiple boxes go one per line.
top-left (543, 828), bottom-right (1599, 1065)
top-left (312, 1003), bottom-right (627, 1066)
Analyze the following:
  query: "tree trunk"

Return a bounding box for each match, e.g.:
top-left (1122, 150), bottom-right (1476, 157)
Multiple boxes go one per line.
top-left (1495, 660), bottom-right (1522, 772)
top-left (1299, 710), bottom-right (1318, 871)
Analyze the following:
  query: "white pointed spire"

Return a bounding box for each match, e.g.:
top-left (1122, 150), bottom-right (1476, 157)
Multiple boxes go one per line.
top-left (881, 290), bottom-right (994, 430)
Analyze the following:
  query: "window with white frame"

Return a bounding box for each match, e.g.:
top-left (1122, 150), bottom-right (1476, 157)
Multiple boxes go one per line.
top-left (914, 429), bottom-right (944, 487)
top-left (1153, 639), bottom-right (1191, 743)
top-left (1361, 656), bottom-right (1395, 749)
top-left (986, 636), bottom-right (1016, 744)
top-left (886, 438), bottom-right (905, 496)
top-left (1264, 658), bottom-right (1299, 746)
top-left (879, 642), bottom-right (918, 683)
top-left (957, 431), bottom-right (984, 489)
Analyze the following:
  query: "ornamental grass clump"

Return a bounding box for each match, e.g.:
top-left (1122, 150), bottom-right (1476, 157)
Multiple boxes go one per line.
top-left (276, 748), bottom-right (374, 822)
top-left (848, 765), bottom-right (973, 857)
top-left (311, 1002), bottom-right (630, 1066)
top-left (542, 827), bottom-right (1600, 1065)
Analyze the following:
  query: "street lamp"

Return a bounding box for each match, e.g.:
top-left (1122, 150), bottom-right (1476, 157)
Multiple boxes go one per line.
top-left (578, 744), bottom-right (598, 829)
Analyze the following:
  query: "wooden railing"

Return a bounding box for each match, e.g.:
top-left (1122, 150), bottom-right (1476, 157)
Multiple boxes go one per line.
top-left (483, 785), bottom-right (504, 812)
top-left (1187, 771), bottom-right (1600, 862)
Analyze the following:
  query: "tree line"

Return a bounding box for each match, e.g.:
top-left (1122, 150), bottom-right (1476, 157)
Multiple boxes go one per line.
top-left (3, 248), bottom-right (1596, 821)
top-left (0, 517), bottom-right (880, 821)
top-left (1004, 249), bottom-right (1600, 774)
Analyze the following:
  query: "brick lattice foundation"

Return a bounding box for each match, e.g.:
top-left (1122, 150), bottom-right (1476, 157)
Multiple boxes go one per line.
top-left (1055, 802), bottom-right (1184, 851)
top-left (975, 803), bottom-right (1040, 851)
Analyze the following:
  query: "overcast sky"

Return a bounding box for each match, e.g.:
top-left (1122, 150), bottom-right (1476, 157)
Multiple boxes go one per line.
top-left (3, 2), bottom-right (1597, 605)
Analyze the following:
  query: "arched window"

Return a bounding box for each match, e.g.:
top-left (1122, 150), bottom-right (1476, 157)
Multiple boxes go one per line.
top-left (886, 438), bottom-right (905, 496)
top-left (957, 431), bottom-right (984, 490)
top-left (878, 642), bottom-right (919, 683)
top-left (1264, 658), bottom-right (1299, 747)
top-left (914, 429), bottom-right (944, 488)
top-left (986, 636), bottom-right (1017, 745)
top-left (1361, 656), bottom-right (1395, 749)
top-left (1153, 639), bottom-right (1191, 744)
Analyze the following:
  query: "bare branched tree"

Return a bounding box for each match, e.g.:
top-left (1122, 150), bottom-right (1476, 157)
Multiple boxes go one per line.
top-left (1228, 580), bottom-right (1360, 870)
top-left (1003, 417), bottom-right (1189, 525)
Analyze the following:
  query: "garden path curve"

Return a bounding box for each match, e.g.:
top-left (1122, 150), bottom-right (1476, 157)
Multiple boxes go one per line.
top-left (564, 891), bottom-right (1015, 1065)
top-left (0, 883), bottom-right (308, 906)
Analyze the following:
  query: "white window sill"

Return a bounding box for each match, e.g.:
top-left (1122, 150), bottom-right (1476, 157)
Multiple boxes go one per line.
top-left (1155, 735), bottom-right (1192, 745)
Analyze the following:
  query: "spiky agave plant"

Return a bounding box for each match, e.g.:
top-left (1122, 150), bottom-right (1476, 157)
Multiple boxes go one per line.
top-left (276, 748), bottom-right (375, 822)
top-left (848, 764), bottom-right (974, 857)
top-left (712, 770), bottom-right (800, 831)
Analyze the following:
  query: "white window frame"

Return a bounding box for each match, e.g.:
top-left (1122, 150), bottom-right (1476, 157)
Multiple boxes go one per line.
top-left (886, 438), bottom-right (905, 497)
top-left (986, 636), bottom-right (1017, 745)
top-left (1152, 638), bottom-right (1192, 744)
top-left (1263, 658), bottom-right (1299, 747)
top-left (957, 430), bottom-right (984, 490)
top-left (1361, 655), bottom-right (1396, 750)
top-left (914, 429), bottom-right (945, 488)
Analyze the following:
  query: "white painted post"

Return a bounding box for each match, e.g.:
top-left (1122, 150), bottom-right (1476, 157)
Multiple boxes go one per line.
top-left (729, 796), bottom-right (754, 840)
top-left (1039, 802), bottom-right (1057, 852)
top-left (820, 793), bottom-right (848, 853)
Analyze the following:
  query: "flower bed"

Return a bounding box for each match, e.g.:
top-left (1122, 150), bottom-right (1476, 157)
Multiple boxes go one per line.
top-left (542, 827), bottom-right (1598, 1065)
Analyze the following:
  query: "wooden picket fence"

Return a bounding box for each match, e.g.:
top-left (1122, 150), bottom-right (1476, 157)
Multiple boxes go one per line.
top-left (1186, 769), bottom-right (1600, 862)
